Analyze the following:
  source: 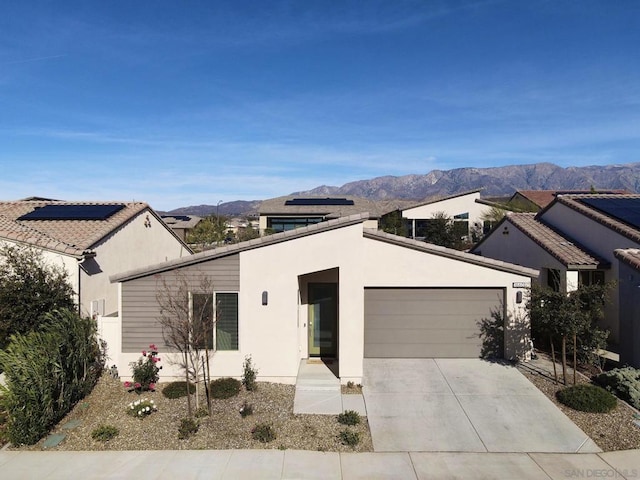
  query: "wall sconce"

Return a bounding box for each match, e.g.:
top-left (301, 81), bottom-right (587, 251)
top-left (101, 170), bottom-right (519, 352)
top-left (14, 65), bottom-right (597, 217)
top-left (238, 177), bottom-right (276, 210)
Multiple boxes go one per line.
top-left (262, 291), bottom-right (268, 305)
top-left (516, 291), bottom-right (523, 304)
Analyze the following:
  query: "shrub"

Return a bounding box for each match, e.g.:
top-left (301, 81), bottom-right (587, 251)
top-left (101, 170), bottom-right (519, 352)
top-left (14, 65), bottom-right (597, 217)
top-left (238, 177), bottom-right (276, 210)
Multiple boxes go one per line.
top-left (337, 410), bottom-right (361, 426)
top-left (127, 345), bottom-right (161, 392)
top-left (556, 384), bottom-right (617, 413)
top-left (252, 423), bottom-right (276, 443)
top-left (210, 377), bottom-right (241, 399)
top-left (594, 367), bottom-right (640, 410)
top-left (178, 417), bottom-right (199, 440)
top-left (339, 430), bottom-right (360, 447)
top-left (242, 355), bottom-right (258, 391)
top-left (162, 381), bottom-right (196, 399)
top-left (0, 309), bottom-right (103, 445)
top-left (127, 398), bottom-right (157, 418)
top-left (239, 400), bottom-right (253, 418)
top-left (195, 407), bottom-right (209, 418)
top-left (91, 425), bottom-right (119, 442)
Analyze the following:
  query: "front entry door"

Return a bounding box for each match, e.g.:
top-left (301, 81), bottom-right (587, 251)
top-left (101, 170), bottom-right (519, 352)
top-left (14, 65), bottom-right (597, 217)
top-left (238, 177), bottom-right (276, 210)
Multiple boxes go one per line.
top-left (308, 283), bottom-right (337, 357)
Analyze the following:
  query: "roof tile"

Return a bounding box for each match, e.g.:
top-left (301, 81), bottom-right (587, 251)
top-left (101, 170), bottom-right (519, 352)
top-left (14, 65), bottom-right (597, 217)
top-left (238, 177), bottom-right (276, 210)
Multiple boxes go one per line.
top-left (0, 200), bottom-right (149, 257)
top-left (507, 213), bottom-right (609, 269)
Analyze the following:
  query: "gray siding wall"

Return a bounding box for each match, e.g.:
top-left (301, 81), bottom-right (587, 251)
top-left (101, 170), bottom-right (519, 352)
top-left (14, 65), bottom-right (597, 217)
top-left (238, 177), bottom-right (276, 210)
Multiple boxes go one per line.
top-left (121, 254), bottom-right (240, 352)
top-left (619, 262), bottom-right (640, 368)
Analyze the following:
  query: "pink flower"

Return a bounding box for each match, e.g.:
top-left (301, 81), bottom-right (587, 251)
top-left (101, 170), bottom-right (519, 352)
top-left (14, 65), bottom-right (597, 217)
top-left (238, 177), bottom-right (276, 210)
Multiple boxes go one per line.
top-left (134, 382), bottom-right (141, 389)
top-left (152, 357), bottom-right (160, 363)
top-left (149, 344), bottom-right (157, 351)
top-left (142, 350), bottom-right (147, 356)
top-left (149, 383), bottom-right (156, 391)
top-left (123, 381), bottom-right (131, 388)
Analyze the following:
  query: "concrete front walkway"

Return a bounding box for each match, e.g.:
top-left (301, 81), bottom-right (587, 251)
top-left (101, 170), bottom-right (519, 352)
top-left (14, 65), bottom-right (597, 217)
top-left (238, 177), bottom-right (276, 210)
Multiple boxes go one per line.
top-left (363, 358), bottom-right (600, 453)
top-left (1, 449), bottom-right (639, 479)
top-left (293, 360), bottom-right (366, 415)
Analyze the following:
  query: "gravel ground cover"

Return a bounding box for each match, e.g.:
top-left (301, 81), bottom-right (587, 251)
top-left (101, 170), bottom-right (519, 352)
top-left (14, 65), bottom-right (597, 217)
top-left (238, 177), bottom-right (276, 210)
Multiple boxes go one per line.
top-left (518, 359), bottom-right (640, 452)
top-left (11, 375), bottom-right (373, 452)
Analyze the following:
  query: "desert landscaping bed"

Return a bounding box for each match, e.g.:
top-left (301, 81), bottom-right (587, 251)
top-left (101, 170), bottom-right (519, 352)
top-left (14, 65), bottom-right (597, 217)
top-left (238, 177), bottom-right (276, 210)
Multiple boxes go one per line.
top-left (518, 360), bottom-right (640, 452)
top-left (10, 375), bottom-right (372, 452)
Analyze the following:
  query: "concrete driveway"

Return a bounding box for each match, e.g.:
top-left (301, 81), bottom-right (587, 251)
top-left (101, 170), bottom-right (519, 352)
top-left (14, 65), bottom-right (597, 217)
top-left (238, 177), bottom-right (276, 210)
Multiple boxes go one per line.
top-left (362, 358), bottom-right (601, 453)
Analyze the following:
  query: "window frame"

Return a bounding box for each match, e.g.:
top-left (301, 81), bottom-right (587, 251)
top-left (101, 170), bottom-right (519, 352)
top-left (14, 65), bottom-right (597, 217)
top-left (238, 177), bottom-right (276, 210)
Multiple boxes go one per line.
top-left (188, 291), bottom-right (239, 352)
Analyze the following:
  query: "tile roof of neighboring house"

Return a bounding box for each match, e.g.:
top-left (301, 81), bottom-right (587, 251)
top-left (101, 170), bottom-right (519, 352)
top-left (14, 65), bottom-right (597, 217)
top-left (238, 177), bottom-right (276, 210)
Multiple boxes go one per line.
top-left (614, 248), bottom-right (640, 271)
top-left (0, 200), bottom-right (155, 258)
top-left (551, 194), bottom-right (640, 244)
top-left (259, 195), bottom-right (412, 218)
top-left (112, 212), bottom-right (538, 283)
top-left (402, 189), bottom-right (482, 211)
top-left (514, 190), bottom-right (628, 210)
top-left (505, 213), bottom-right (609, 269)
top-left (161, 215), bottom-right (202, 229)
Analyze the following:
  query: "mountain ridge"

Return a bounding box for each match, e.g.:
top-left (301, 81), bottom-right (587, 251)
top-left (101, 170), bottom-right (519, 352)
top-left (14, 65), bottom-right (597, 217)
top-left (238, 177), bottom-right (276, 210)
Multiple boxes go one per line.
top-left (166, 162), bottom-right (640, 216)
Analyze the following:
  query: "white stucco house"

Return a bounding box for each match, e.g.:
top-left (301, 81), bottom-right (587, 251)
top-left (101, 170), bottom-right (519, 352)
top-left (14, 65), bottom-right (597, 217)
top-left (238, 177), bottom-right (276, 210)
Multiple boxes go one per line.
top-left (471, 193), bottom-right (640, 367)
top-left (0, 199), bottom-right (192, 318)
top-left (110, 213), bottom-right (537, 384)
top-left (401, 190), bottom-right (488, 241)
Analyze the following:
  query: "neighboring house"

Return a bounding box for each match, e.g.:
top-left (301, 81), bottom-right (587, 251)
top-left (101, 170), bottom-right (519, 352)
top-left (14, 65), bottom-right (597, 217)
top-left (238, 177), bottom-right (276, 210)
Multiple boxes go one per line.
top-left (507, 190), bottom-right (627, 212)
top-left (160, 215), bottom-right (202, 242)
top-left (471, 193), bottom-right (640, 367)
top-left (401, 190), bottom-right (487, 240)
top-left (258, 195), bottom-right (410, 234)
top-left (110, 213), bottom-right (536, 384)
top-left (0, 200), bottom-right (192, 318)
top-left (614, 249), bottom-right (640, 369)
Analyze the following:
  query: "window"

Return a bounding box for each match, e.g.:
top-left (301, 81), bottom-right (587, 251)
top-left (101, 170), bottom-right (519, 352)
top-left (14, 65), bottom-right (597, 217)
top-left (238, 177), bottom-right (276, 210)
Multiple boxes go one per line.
top-left (579, 270), bottom-right (605, 287)
top-left (192, 293), bottom-right (213, 350)
top-left (216, 292), bottom-right (238, 350)
top-left (267, 216), bottom-right (324, 232)
top-left (546, 268), bottom-right (561, 292)
top-left (190, 292), bottom-right (238, 351)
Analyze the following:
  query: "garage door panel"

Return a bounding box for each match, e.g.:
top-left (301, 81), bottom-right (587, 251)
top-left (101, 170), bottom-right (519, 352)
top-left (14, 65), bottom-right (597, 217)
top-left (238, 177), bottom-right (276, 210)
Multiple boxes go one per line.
top-left (365, 328), bottom-right (481, 344)
top-left (364, 288), bottom-right (503, 358)
top-left (365, 314), bottom-right (487, 330)
top-left (365, 343), bottom-right (482, 358)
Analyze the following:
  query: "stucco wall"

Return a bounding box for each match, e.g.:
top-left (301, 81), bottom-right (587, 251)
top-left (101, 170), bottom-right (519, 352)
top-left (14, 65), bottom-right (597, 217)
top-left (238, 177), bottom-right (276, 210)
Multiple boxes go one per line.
top-left (87, 210), bottom-right (190, 317)
top-left (403, 192), bottom-right (487, 234)
top-left (474, 218), bottom-right (571, 291)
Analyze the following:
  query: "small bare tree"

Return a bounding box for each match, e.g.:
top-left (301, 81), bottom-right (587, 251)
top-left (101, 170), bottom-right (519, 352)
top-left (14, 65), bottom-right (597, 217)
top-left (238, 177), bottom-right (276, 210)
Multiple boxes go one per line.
top-left (156, 271), bottom-right (215, 416)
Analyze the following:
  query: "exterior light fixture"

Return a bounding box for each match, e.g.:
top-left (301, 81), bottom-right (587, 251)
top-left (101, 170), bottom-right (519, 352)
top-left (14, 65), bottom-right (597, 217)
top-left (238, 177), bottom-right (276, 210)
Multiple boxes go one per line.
top-left (262, 291), bottom-right (268, 305)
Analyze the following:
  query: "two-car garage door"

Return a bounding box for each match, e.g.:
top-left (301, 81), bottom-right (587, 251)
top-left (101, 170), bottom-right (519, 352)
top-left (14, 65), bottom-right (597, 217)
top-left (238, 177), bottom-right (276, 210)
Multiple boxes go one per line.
top-left (364, 288), bottom-right (504, 358)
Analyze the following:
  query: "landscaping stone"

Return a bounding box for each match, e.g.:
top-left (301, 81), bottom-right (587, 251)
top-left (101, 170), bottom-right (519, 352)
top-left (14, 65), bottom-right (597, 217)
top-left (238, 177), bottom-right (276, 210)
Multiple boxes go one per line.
top-left (42, 434), bottom-right (65, 448)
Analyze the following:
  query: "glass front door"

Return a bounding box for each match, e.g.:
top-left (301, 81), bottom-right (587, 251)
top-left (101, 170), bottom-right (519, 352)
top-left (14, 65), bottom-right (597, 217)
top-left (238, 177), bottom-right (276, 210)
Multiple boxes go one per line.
top-left (308, 283), bottom-right (337, 357)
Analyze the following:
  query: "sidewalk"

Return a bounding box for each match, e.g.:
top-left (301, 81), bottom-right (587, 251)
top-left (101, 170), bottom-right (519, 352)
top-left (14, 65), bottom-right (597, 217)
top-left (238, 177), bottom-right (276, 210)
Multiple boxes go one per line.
top-left (1, 448), bottom-right (639, 479)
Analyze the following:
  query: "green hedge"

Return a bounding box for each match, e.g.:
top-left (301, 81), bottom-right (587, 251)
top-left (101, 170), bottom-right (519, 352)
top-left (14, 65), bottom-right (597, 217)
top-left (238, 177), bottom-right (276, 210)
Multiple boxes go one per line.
top-left (556, 384), bottom-right (617, 413)
top-left (0, 309), bottom-right (103, 445)
top-left (594, 367), bottom-right (640, 410)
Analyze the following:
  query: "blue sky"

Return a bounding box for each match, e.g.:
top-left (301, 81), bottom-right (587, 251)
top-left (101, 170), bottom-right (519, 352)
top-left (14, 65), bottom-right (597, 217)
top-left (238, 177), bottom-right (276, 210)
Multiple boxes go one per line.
top-left (1, 1), bottom-right (639, 210)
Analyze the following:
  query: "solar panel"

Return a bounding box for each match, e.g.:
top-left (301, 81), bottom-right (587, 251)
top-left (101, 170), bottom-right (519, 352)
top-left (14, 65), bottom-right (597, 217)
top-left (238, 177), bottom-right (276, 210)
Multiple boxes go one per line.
top-left (18, 204), bottom-right (126, 221)
top-left (579, 197), bottom-right (640, 230)
top-left (285, 198), bottom-right (355, 206)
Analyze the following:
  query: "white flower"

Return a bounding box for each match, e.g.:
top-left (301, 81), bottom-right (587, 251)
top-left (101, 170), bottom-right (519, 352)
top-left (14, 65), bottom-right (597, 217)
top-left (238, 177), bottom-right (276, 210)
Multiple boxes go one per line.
top-left (138, 411), bottom-right (142, 416)
top-left (145, 407), bottom-right (150, 412)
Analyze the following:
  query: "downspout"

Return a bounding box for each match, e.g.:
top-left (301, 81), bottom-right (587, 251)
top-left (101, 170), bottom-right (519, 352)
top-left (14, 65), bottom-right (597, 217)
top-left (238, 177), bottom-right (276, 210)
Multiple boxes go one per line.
top-left (77, 261), bottom-right (82, 316)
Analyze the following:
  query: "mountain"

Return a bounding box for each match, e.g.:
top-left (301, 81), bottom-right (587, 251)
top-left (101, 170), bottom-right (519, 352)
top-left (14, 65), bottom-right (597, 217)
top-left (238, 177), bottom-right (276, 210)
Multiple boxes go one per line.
top-left (294, 162), bottom-right (640, 200)
top-left (165, 200), bottom-right (261, 217)
top-left (166, 162), bottom-right (640, 215)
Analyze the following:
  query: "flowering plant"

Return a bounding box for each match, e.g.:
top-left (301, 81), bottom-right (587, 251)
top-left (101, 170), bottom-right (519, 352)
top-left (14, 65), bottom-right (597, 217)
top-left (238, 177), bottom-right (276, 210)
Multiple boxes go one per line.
top-left (125, 344), bottom-right (162, 393)
top-left (127, 398), bottom-right (157, 418)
